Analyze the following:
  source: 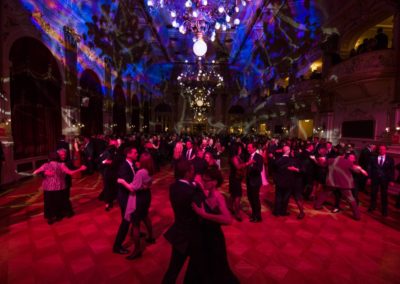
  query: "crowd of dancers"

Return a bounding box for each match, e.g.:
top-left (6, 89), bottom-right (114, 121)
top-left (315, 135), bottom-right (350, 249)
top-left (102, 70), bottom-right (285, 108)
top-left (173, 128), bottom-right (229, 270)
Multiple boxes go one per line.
top-left (33, 133), bottom-right (400, 283)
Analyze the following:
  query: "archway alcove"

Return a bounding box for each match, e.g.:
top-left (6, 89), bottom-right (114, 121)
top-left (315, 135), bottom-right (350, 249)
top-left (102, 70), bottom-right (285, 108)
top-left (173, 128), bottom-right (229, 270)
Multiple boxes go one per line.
top-left (154, 102), bottom-right (172, 132)
top-left (79, 69), bottom-right (103, 136)
top-left (9, 37), bottom-right (61, 159)
top-left (113, 84), bottom-right (126, 135)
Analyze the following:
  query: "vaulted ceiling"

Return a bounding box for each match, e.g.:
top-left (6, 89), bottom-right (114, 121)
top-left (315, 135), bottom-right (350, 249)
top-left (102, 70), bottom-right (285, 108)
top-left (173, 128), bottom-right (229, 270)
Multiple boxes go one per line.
top-left (17, 0), bottom-right (345, 95)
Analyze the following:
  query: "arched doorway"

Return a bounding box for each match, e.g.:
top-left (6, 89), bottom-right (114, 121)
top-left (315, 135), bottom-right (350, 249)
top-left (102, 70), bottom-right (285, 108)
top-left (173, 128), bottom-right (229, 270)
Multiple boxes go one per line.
top-left (9, 37), bottom-right (62, 159)
top-left (79, 70), bottom-right (103, 136)
top-left (228, 105), bottom-right (245, 134)
top-left (131, 94), bottom-right (140, 133)
top-left (154, 102), bottom-right (172, 132)
top-left (113, 85), bottom-right (126, 135)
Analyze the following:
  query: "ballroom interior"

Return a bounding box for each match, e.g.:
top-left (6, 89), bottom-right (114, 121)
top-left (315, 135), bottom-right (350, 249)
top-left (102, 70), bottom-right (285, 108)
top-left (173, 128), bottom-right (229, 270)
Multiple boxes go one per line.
top-left (1, 0), bottom-right (400, 283)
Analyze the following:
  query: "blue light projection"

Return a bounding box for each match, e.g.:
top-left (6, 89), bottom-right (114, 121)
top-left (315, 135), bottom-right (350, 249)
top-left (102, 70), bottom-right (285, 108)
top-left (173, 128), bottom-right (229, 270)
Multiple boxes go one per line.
top-left (230, 0), bottom-right (326, 98)
top-left (19, 0), bottom-right (174, 99)
top-left (17, 0), bottom-right (332, 134)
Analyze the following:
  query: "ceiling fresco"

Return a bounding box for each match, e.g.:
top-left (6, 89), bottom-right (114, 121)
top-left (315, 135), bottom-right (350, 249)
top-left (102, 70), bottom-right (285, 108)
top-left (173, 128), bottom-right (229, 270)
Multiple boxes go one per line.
top-left (17, 0), bottom-right (335, 97)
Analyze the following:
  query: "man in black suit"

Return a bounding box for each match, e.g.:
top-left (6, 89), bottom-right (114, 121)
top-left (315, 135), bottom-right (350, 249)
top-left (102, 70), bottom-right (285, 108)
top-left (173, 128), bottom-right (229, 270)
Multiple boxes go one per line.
top-left (245, 142), bottom-right (264, 222)
top-left (113, 146), bottom-right (138, 254)
top-left (273, 146), bottom-right (292, 217)
top-left (273, 145), bottom-right (305, 219)
top-left (57, 148), bottom-right (75, 217)
top-left (162, 160), bottom-right (205, 284)
top-left (300, 143), bottom-right (315, 200)
top-left (82, 136), bottom-right (94, 174)
top-left (368, 145), bottom-right (394, 216)
top-left (358, 143), bottom-right (376, 192)
top-left (192, 148), bottom-right (207, 176)
top-left (183, 140), bottom-right (195, 161)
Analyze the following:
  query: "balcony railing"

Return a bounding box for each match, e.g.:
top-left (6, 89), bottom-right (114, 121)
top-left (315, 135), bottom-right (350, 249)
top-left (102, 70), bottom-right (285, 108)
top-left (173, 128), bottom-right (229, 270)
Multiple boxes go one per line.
top-left (326, 49), bottom-right (397, 85)
top-left (288, 79), bottom-right (322, 100)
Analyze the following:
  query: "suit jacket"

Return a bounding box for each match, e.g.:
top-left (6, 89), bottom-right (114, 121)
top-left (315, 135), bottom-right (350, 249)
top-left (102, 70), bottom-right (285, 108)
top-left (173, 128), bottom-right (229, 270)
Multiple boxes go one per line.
top-left (273, 156), bottom-right (302, 188)
top-left (83, 141), bottom-right (94, 161)
top-left (246, 152), bottom-right (264, 188)
top-left (358, 147), bottom-right (374, 169)
top-left (183, 148), bottom-right (196, 161)
top-left (368, 155), bottom-right (395, 183)
top-left (299, 150), bottom-right (315, 178)
top-left (117, 160), bottom-right (135, 204)
top-left (164, 180), bottom-right (203, 254)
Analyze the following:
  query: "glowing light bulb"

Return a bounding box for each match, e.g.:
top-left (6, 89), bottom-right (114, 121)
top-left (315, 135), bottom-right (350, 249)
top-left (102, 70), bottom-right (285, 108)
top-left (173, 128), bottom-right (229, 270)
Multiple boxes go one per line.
top-left (185, 0), bottom-right (192, 8)
top-left (242, 0), bottom-right (247, 6)
top-left (215, 22), bottom-right (221, 30)
top-left (193, 10), bottom-right (198, 17)
top-left (218, 6), bottom-right (224, 13)
top-left (170, 10), bottom-right (176, 18)
top-left (222, 24), bottom-right (227, 31)
top-left (193, 38), bottom-right (207, 57)
top-left (235, 6), bottom-right (240, 12)
top-left (202, 0), bottom-right (208, 5)
top-left (226, 15), bottom-right (231, 22)
top-left (179, 25), bottom-right (186, 34)
top-left (234, 18), bottom-right (240, 25)
top-left (147, 0), bottom-right (154, 7)
top-left (172, 20), bottom-right (179, 28)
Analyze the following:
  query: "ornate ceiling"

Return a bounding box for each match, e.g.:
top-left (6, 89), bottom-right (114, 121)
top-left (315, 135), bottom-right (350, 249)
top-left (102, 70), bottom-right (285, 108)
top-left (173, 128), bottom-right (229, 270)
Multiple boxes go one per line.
top-left (15, 0), bottom-right (347, 95)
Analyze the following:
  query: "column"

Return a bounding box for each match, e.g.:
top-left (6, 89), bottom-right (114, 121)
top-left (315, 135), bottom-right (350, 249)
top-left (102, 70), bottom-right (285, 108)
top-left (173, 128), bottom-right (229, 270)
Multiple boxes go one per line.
top-left (62, 26), bottom-right (80, 136)
top-left (393, 7), bottom-right (400, 103)
top-left (103, 57), bottom-right (113, 134)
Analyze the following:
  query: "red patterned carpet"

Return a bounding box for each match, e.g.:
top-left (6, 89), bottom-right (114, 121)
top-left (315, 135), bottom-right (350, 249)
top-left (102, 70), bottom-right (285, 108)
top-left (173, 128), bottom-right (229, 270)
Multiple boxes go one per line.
top-left (1, 165), bottom-right (400, 284)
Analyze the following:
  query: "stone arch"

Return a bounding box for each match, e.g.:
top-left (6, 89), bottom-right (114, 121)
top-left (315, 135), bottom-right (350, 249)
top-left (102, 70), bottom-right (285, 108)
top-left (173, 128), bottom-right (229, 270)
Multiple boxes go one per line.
top-left (79, 69), bottom-right (103, 135)
top-left (9, 37), bottom-right (62, 159)
top-left (113, 84), bottom-right (126, 135)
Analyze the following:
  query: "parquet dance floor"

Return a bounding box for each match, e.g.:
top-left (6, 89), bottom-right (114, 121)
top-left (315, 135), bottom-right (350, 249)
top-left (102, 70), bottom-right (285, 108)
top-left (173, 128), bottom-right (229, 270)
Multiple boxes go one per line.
top-left (1, 165), bottom-right (400, 284)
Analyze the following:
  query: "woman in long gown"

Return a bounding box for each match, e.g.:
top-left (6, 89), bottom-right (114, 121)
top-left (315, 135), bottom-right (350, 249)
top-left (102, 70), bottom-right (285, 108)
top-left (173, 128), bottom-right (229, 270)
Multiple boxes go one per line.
top-left (229, 143), bottom-right (247, 221)
top-left (191, 167), bottom-right (240, 284)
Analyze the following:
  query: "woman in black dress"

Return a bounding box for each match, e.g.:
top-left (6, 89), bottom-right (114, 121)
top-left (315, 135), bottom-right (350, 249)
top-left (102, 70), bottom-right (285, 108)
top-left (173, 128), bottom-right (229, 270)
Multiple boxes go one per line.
top-left (229, 143), bottom-right (247, 221)
top-left (191, 167), bottom-right (240, 284)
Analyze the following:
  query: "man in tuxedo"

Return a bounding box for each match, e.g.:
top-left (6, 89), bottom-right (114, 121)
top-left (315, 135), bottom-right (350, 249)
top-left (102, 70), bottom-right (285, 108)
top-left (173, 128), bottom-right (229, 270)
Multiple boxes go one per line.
top-left (358, 143), bottom-right (376, 192)
top-left (113, 146), bottom-right (138, 254)
top-left (273, 146), bottom-right (292, 217)
top-left (245, 142), bottom-right (264, 222)
top-left (162, 160), bottom-right (206, 284)
top-left (273, 146), bottom-right (305, 219)
top-left (183, 140), bottom-right (195, 161)
top-left (82, 136), bottom-right (95, 174)
top-left (368, 145), bottom-right (394, 216)
top-left (57, 148), bottom-right (75, 218)
top-left (300, 143), bottom-right (315, 200)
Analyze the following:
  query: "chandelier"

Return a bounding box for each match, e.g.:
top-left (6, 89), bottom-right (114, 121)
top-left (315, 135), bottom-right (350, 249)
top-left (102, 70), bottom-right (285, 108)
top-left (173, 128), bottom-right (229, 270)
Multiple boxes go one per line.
top-left (146, 0), bottom-right (251, 56)
top-left (178, 62), bottom-right (224, 121)
top-left (188, 86), bottom-right (212, 122)
top-left (177, 62), bottom-right (224, 89)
